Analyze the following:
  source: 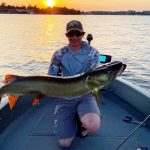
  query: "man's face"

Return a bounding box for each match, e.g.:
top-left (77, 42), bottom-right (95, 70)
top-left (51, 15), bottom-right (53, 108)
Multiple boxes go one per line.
top-left (66, 30), bottom-right (84, 47)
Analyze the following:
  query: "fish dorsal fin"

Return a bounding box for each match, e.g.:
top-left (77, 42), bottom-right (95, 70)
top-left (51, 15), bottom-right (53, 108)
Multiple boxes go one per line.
top-left (3, 74), bottom-right (18, 84)
top-left (32, 94), bottom-right (45, 106)
top-left (8, 95), bottom-right (18, 109)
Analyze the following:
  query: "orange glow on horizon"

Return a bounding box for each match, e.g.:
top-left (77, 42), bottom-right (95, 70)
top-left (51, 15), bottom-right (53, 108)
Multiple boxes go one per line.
top-left (0, 0), bottom-right (149, 11)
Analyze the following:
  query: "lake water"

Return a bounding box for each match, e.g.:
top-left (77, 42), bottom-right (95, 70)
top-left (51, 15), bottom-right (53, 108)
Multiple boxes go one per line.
top-left (0, 14), bottom-right (150, 92)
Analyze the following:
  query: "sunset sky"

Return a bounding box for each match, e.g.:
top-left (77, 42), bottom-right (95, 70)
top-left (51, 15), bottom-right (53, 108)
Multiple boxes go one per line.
top-left (0, 0), bottom-right (150, 11)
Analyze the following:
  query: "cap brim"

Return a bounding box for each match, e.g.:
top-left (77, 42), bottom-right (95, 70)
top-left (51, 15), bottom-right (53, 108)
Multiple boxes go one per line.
top-left (66, 28), bottom-right (84, 34)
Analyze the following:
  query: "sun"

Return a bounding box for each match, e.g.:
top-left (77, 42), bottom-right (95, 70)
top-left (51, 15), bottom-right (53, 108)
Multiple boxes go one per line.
top-left (46, 0), bottom-right (55, 8)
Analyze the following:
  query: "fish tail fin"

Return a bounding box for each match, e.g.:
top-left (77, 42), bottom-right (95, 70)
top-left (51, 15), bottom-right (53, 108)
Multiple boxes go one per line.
top-left (3, 74), bottom-right (18, 84)
top-left (0, 90), bottom-right (3, 104)
top-left (32, 94), bottom-right (45, 106)
top-left (8, 95), bottom-right (18, 109)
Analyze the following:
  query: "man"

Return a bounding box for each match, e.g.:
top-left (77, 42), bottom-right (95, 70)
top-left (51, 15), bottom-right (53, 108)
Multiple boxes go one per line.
top-left (48, 20), bottom-right (101, 148)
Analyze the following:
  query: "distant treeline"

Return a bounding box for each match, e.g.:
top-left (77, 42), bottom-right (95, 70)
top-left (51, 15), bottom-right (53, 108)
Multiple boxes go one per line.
top-left (0, 2), bottom-right (81, 14)
top-left (85, 10), bottom-right (150, 15)
top-left (0, 2), bottom-right (150, 15)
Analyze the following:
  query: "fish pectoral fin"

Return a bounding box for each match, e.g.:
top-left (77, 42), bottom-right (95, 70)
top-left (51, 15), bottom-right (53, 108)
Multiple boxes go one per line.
top-left (91, 89), bottom-right (100, 106)
top-left (32, 94), bottom-right (45, 106)
top-left (8, 95), bottom-right (18, 109)
top-left (3, 74), bottom-right (18, 84)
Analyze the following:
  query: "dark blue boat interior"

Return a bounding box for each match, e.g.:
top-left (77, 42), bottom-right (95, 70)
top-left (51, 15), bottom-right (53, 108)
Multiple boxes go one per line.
top-left (0, 89), bottom-right (150, 150)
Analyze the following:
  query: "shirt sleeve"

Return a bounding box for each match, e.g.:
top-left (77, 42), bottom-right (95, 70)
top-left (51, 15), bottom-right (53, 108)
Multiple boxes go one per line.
top-left (48, 51), bottom-right (61, 76)
top-left (89, 48), bottom-right (100, 70)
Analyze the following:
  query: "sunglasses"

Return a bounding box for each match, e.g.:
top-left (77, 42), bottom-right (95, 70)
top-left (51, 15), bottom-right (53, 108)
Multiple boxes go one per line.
top-left (66, 31), bottom-right (84, 37)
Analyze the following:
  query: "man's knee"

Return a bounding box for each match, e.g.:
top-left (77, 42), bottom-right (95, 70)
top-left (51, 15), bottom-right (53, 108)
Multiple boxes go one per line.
top-left (58, 138), bottom-right (73, 148)
top-left (86, 120), bottom-right (100, 133)
top-left (81, 113), bottom-right (101, 133)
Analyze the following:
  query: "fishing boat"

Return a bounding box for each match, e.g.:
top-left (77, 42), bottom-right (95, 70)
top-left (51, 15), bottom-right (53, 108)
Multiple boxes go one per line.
top-left (0, 35), bottom-right (150, 150)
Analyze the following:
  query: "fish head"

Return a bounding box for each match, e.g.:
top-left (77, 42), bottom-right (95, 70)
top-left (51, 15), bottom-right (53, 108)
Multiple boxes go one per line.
top-left (86, 63), bottom-right (124, 91)
top-left (86, 73), bottom-right (110, 91)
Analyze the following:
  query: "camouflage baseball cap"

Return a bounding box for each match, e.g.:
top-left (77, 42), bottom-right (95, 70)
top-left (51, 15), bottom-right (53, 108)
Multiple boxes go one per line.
top-left (66, 20), bottom-right (84, 34)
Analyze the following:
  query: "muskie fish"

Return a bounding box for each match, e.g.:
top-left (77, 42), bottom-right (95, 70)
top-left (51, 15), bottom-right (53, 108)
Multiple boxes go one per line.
top-left (0, 61), bottom-right (126, 109)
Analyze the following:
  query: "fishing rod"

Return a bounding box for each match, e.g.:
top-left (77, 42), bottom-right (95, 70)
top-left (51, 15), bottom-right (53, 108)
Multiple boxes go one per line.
top-left (114, 114), bottom-right (150, 150)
